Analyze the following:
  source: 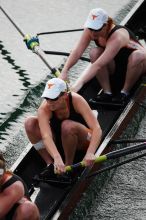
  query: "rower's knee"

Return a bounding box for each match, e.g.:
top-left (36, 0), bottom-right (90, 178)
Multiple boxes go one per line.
top-left (24, 116), bottom-right (38, 134)
top-left (128, 50), bottom-right (146, 68)
top-left (89, 47), bottom-right (104, 63)
top-left (61, 120), bottom-right (76, 136)
top-left (17, 201), bottom-right (39, 220)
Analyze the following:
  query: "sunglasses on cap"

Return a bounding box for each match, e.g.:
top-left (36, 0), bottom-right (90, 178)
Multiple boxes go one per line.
top-left (45, 92), bottom-right (65, 102)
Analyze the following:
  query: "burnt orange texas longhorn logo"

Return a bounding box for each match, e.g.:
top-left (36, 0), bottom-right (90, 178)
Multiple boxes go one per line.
top-left (91, 14), bottom-right (98, 20)
top-left (47, 83), bottom-right (54, 89)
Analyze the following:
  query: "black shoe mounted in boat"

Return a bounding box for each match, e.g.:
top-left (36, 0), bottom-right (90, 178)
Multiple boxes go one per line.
top-left (33, 164), bottom-right (75, 188)
top-left (89, 93), bottom-right (114, 108)
top-left (89, 92), bottom-right (130, 108)
top-left (96, 93), bottom-right (113, 102)
top-left (112, 93), bottom-right (130, 105)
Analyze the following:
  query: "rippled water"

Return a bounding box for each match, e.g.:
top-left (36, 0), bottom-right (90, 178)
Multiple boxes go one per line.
top-left (1, 0), bottom-right (146, 219)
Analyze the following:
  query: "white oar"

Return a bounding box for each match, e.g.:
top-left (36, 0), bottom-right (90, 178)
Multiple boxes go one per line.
top-left (0, 5), bottom-right (60, 77)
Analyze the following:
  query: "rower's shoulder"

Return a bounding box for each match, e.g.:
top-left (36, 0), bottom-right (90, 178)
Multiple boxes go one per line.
top-left (38, 101), bottom-right (52, 117)
top-left (71, 91), bottom-right (83, 99)
top-left (81, 28), bottom-right (92, 40)
top-left (38, 100), bottom-right (47, 111)
top-left (71, 92), bottom-right (88, 105)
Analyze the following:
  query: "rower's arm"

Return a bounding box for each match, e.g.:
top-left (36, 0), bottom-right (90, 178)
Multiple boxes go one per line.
top-left (38, 107), bottom-right (60, 160)
top-left (60, 29), bottom-right (90, 80)
top-left (38, 104), bottom-right (65, 172)
top-left (72, 93), bottom-right (102, 159)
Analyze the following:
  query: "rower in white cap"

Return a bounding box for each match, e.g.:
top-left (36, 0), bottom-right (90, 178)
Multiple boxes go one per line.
top-left (60, 8), bottom-right (146, 104)
top-left (25, 78), bottom-right (102, 174)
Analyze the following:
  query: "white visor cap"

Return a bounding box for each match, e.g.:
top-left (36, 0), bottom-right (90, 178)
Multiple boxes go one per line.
top-left (84, 8), bottom-right (108, 30)
top-left (41, 78), bottom-right (67, 99)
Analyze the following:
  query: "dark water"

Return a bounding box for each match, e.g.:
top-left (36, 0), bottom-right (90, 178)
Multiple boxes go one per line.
top-left (1, 0), bottom-right (146, 219)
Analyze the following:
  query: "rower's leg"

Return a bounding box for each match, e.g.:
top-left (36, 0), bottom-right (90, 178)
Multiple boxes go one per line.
top-left (90, 48), bottom-right (115, 93)
top-left (71, 63), bottom-right (92, 92)
top-left (61, 120), bottom-right (90, 165)
top-left (24, 116), bottom-right (41, 143)
top-left (122, 50), bottom-right (146, 93)
top-left (13, 200), bottom-right (40, 220)
top-left (61, 120), bottom-right (77, 165)
top-left (95, 62), bottom-right (114, 94)
top-left (71, 47), bottom-right (115, 93)
top-left (24, 116), bottom-right (53, 164)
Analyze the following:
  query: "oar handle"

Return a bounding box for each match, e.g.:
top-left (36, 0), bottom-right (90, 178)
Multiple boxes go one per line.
top-left (65, 142), bottom-right (146, 172)
top-left (87, 152), bottom-right (146, 179)
top-left (65, 161), bottom-right (85, 172)
top-left (65, 155), bottom-right (107, 172)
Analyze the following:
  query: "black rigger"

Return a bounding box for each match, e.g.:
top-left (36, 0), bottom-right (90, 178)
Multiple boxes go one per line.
top-left (106, 142), bottom-right (146, 159)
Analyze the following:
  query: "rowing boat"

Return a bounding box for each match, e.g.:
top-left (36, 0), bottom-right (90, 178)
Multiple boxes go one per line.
top-left (8, 0), bottom-right (146, 219)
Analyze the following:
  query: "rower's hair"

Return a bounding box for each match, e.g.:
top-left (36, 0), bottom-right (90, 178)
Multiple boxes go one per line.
top-left (0, 154), bottom-right (5, 170)
top-left (108, 17), bottom-right (115, 25)
top-left (106, 17), bottom-right (116, 34)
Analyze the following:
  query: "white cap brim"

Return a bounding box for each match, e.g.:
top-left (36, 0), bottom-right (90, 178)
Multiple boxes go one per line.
top-left (41, 90), bottom-right (60, 99)
top-left (84, 20), bottom-right (104, 30)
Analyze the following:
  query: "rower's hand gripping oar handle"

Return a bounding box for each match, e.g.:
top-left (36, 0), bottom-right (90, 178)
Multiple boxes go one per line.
top-left (24, 34), bottom-right (61, 77)
top-left (65, 155), bottom-right (106, 172)
top-left (65, 142), bottom-right (146, 173)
